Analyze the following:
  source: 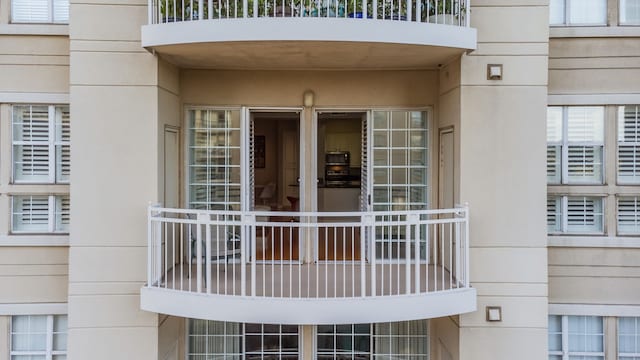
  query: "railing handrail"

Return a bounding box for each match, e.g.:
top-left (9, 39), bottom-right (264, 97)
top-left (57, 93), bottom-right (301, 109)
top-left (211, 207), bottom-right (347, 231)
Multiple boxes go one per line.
top-left (148, 0), bottom-right (471, 26)
top-left (146, 204), bottom-right (471, 300)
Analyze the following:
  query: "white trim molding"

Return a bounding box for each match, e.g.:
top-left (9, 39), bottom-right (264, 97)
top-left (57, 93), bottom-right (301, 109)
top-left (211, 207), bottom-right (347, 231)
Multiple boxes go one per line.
top-left (0, 92), bottom-right (70, 104)
top-left (550, 26), bottom-right (640, 38)
top-left (548, 94), bottom-right (640, 106)
top-left (0, 235), bottom-right (69, 246)
top-left (548, 236), bottom-right (640, 248)
top-left (0, 303), bottom-right (67, 315)
top-left (550, 303), bottom-right (640, 317)
top-left (0, 24), bottom-right (69, 36)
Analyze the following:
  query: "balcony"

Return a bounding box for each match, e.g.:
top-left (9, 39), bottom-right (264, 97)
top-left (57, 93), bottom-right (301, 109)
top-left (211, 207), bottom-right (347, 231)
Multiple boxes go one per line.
top-left (140, 205), bottom-right (476, 324)
top-left (141, 0), bottom-right (476, 69)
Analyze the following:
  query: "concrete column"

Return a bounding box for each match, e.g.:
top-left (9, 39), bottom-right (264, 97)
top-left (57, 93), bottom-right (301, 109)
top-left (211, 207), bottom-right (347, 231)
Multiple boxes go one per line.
top-left (456, 1), bottom-right (550, 359)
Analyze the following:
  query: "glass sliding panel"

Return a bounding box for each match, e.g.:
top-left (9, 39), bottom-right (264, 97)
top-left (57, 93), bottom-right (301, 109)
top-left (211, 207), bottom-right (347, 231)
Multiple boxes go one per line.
top-left (373, 320), bottom-right (428, 358)
top-left (619, 317), bottom-right (640, 359)
top-left (188, 109), bottom-right (241, 210)
top-left (317, 324), bottom-right (371, 359)
top-left (371, 111), bottom-right (428, 261)
top-left (567, 316), bottom-right (604, 359)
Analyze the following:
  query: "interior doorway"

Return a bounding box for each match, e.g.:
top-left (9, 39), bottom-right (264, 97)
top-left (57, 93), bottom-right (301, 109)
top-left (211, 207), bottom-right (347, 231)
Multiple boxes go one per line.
top-left (250, 111), bottom-right (301, 261)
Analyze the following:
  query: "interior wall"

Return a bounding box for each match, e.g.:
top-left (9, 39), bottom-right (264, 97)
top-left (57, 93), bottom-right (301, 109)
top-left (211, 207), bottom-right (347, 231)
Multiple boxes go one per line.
top-left (254, 118), bottom-right (279, 199)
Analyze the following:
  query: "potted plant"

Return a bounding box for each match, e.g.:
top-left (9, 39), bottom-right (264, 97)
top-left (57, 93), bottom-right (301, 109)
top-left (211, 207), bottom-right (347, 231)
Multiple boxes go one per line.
top-left (159, 0), bottom-right (202, 22)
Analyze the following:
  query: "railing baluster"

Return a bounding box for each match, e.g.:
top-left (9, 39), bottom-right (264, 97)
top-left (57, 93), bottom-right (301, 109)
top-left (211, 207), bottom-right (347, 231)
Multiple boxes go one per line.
top-left (196, 214), bottom-right (203, 293)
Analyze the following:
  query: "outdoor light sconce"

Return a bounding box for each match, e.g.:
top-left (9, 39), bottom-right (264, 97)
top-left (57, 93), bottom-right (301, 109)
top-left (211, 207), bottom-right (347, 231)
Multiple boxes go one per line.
top-left (303, 90), bottom-right (314, 107)
top-left (486, 306), bottom-right (502, 322)
top-left (487, 64), bottom-right (503, 80)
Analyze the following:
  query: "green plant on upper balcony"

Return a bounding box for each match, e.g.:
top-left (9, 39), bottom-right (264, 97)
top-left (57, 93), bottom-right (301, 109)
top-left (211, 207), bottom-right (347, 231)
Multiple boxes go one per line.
top-left (422, 0), bottom-right (465, 23)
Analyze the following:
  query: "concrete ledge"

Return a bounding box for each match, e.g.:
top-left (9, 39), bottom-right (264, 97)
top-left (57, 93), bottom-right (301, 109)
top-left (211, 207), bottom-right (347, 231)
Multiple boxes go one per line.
top-left (140, 286), bottom-right (477, 324)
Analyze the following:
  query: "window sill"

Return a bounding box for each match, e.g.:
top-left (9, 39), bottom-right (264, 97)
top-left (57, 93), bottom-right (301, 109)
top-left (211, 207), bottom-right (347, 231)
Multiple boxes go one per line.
top-left (0, 235), bottom-right (69, 246)
top-left (548, 236), bottom-right (640, 248)
top-left (0, 24), bottom-right (68, 36)
top-left (550, 26), bottom-right (640, 38)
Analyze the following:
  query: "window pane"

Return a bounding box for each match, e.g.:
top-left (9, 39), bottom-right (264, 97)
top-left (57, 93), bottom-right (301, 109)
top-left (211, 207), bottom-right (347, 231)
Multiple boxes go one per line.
top-left (618, 197), bottom-right (640, 234)
top-left (53, 0), bottom-right (69, 22)
top-left (547, 145), bottom-right (561, 183)
top-left (11, 315), bottom-right (47, 352)
top-left (549, 0), bottom-right (565, 24)
top-left (13, 106), bottom-right (51, 182)
top-left (618, 106), bottom-right (640, 184)
top-left (54, 195), bottom-right (70, 232)
top-left (11, 0), bottom-right (50, 22)
top-left (55, 106), bottom-right (70, 182)
top-left (568, 0), bottom-right (606, 24)
top-left (621, 0), bottom-right (640, 24)
top-left (619, 317), bottom-right (640, 354)
top-left (567, 316), bottom-right (604, 355)
top-left (566, 197), bottom-right (604, 233)
top-left (567, 107), bottom-right (604, 143)
top-left (566, 145), bottom-right (603, 183)
top-left (12, 196), bottom-right (50, 232)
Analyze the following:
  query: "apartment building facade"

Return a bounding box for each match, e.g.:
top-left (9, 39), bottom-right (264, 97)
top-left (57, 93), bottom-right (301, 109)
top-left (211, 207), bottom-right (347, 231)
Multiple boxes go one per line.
top-left (0, 0), bottom-right (638, 359)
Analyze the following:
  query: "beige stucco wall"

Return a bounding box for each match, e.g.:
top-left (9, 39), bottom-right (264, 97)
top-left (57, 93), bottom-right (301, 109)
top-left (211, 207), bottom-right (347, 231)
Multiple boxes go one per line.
top-left (457, 1), bottom-right (550, 360)
top-left (547, 7), bottom-right (640, 309)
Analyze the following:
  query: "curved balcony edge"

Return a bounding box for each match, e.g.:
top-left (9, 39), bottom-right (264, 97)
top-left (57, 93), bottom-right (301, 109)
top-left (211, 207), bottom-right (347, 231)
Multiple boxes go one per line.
top-left (141, 18), bottom-right (477, 50)
top-left (140, 286), bottom-right (477, 324)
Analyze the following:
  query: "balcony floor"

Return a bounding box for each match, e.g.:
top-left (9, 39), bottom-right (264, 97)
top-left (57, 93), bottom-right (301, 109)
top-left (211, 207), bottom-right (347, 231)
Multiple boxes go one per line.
top-left (158, 262), bottom-right (457, 298)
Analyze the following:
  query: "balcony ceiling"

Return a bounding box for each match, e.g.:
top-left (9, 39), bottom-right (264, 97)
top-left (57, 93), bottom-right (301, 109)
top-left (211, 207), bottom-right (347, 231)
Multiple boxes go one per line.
top-left (142, 18), bottom-right (477, 69)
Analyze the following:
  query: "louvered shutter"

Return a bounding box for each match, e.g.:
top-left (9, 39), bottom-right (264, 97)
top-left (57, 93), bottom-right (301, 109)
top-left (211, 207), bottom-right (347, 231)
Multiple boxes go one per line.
top-left (618, 106), bottom-right (640, 184)
top-left (52, 0), bottom-right (68, 22)
top-left (55, 106), bottom-right (70, 182)
top-left (55, 195), bottom-right (70, 232)
top-left (566, 196), bottom-right (603, 233)
top-left (13, 105), bottom-right (51, 182)
top-left (12, 195), bottom-right (50, 232)
top-left (618, 197), bottom-right (640, 234)
top-left (11, 0), bottom-right (50, 22)
top-left (566, 107), bottom-right (604, 184)
top-left (547, 197), bottom-right (562, 233)
top-left (547, 107), bottom-right (563, 184)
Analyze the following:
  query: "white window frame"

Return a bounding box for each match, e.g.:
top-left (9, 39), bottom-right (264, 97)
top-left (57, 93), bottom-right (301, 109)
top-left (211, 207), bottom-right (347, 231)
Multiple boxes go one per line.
top-left (548, 315), bottom-right (605, 360)
top-left (619, 317), bottom-right (640, 359)
top-left (11, 195), bottom-right (70, 234)
top-left (10, 314), bottom-right (67, 360)
top-left (547, 106), bottom-right (605, 185)
top-left (548, 195), bottom-right (605, 235)
top-left (12, 104), bottom-right (70, 184)
top-left (550, 0), bottom-right (608, 26)
top-left (11, 0), bottom-right (69, 24)
top-left (620, 0), bottom-right (640, 25)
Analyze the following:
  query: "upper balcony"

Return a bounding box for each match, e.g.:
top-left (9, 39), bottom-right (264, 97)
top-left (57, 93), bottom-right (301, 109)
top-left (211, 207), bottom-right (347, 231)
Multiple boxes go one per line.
top-left (140, 205), bottom-right (476, 324)
top-left (141, 0), bottom-right (477, 69)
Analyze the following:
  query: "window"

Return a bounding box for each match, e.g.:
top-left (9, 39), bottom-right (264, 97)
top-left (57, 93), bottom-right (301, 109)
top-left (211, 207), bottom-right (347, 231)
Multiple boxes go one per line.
top-left (619, 317), bottom-right (640, 359)
top-left (188, 320), bottom-right (299, 360)
top-left (618, 197), bottom-right (640, 235)
top-left (548, 315), bottom-right (604, 360)
top-left (10, 315), bottom-right (67, 360)
top-left (317, 320), bottom-right (429, 359)
top-left (11, 0), bottom-right (69, 23)
top-left (12, 195), bottom-right (70, 233)
top-left (317, 324), bottom-right (371, 359)
top-left (618, 106), bottom-right (640, 184)
top-left (620, 0), bottom-right (640, 24)
top-left (547, 196), bottom-right (604, 234)
top-left (188, 109), bottom-right (241, 210)
top-left (12, 105), bottom-right (70, 184)
top-left (549, 0), bottom-right (607, 25)
top-left (547, 106), bottom-right (605, 184)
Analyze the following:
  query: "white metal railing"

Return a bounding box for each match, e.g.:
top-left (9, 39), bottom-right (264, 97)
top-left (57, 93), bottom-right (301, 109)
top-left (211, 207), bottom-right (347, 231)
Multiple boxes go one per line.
top-left (147, 205), bottom-right (470, 300)
top-left (149, 0), bottom-right (470, 27)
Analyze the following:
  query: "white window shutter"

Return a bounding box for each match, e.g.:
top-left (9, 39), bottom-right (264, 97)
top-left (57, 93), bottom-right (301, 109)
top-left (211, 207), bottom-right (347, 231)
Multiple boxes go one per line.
top-left (618, 197), bottom-right (640, 235)
top-left (547, 197), bottom-right (562, 233)
top-left (53, 0), bottom-right (69, 22)
top-left (618, 106), bottom-right (640, 184)
top-left (55, 106), bottom-right (71, 182)
top-left (55, 195), bottom-right (70, 232)
top-left (12, 195), bottom-right (50, 232)
top-left (11, 0), bottom-right (51, 22)
top-left (13, 106), bottom-right (51, 182)
top-left (566, 196), bottom-right (603, 233)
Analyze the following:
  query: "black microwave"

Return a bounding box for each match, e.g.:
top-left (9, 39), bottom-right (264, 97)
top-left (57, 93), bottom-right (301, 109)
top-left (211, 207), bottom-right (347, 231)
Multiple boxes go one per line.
top-left (325, 151), bottom-right (350, 165)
